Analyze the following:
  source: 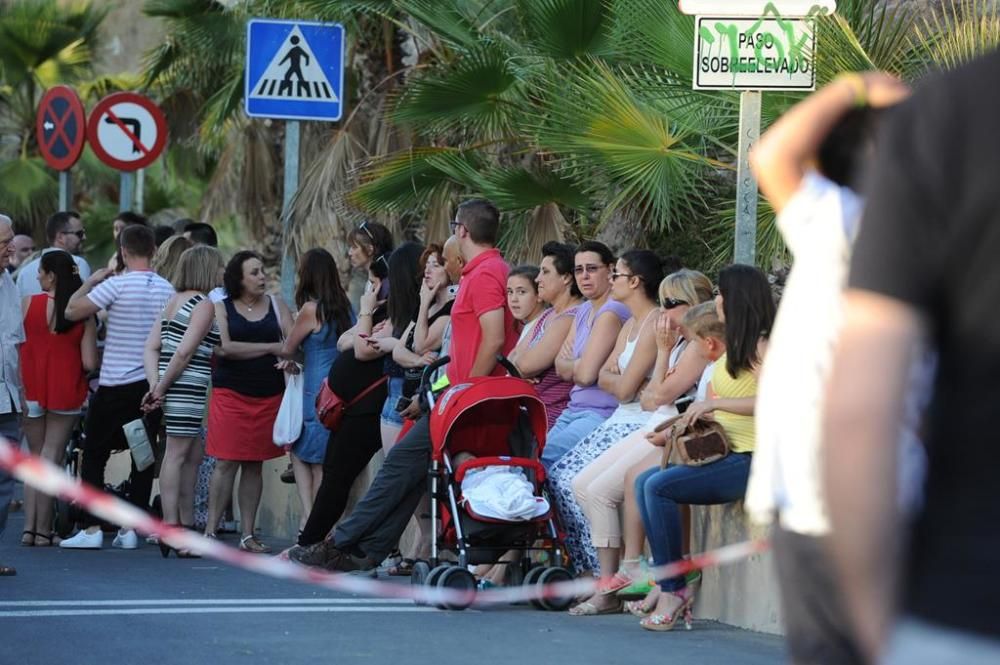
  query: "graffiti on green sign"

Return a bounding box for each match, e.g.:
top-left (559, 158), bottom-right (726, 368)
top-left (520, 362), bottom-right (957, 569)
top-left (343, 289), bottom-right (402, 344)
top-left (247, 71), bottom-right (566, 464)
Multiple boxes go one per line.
top-left (698, 2), bottom-right (827, 75)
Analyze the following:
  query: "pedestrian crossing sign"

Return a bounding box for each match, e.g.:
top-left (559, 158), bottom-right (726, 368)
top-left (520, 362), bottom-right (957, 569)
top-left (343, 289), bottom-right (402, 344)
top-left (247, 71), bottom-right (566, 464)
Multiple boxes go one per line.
top-left (245, 19), bottom-right (345, 122)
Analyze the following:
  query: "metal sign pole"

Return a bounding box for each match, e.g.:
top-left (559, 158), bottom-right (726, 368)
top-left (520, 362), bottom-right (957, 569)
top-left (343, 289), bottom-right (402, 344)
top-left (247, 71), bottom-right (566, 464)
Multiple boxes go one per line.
top-left (119, 171), bottom-right (134, 213)
top-left (734, 90), bottom-right (761, 265)
top-left (136, 168), bottom-right (145, 214)
top-left (280, 120), bottom-right (300, 304)
top-left (58, 171), bottom-right (72, 212)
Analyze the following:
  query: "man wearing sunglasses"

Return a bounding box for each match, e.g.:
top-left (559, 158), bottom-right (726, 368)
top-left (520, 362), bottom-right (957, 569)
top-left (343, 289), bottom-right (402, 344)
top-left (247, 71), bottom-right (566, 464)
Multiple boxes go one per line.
top-left (290, 199), bottom-right (518, 574)
top-left (16, 210), bottom-right (92, 298)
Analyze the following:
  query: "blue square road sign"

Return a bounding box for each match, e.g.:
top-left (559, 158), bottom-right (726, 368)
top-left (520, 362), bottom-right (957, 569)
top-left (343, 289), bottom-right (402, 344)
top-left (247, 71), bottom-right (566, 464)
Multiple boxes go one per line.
top-left (245, 18), bottom-right (345, 122)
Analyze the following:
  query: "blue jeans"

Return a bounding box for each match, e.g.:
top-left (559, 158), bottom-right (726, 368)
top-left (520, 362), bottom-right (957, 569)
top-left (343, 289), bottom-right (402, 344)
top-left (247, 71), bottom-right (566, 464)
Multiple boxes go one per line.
top-left (379, 377), bottom-right (405, 427)
top-left (635, 453), bottom-right (752, 592)
top-left (541, 408), bottom-right (608, 469)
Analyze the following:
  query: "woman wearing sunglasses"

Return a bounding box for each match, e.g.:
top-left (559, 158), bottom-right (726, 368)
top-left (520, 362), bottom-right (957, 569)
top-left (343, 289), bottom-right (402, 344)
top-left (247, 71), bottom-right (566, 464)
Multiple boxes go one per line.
top-left (566, 269), bottom-right (716, 615)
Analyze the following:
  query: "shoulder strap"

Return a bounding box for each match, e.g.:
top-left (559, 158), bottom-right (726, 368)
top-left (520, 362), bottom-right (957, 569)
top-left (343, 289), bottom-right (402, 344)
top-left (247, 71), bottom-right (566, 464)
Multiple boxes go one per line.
top-left (346, 376), bottom-right (389, 408)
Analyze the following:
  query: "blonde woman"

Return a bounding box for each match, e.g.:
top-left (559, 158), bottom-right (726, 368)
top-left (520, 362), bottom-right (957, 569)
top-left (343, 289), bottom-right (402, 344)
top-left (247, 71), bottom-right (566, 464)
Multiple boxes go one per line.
top-left (142, 246), bottom-right (225, 557)
top-left (151, 235), bottom-right (193, 282)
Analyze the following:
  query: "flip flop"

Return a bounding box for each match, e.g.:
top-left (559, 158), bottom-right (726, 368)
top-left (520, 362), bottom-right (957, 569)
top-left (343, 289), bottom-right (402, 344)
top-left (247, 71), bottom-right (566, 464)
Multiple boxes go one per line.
top-left (568, 599), bottom-right (623, 616)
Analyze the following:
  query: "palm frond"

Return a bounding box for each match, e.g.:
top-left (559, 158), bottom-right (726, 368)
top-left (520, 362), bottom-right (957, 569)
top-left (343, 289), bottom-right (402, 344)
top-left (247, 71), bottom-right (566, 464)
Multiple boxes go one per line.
top-left (0, 157), bottom-right (58, 231)
top-left (350, 147), bottom-right (482, 213)
top-left (907, 0), bottom-right (1000, 75)
top-left (606, 0), bottom-right (695, 78)
top-left (480, 166), bottom-right (591, 212)
top-left (516, 0), bottom-right (612, 59)
top-left (389, 44), bottom-right (523, 141)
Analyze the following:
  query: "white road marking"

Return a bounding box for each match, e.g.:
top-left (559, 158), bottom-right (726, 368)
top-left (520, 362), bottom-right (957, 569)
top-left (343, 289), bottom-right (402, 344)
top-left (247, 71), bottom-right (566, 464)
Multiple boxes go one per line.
top-left (0, 598), bottom-right (414, 607)
top-left (0, 606), bottom-right (442, 618)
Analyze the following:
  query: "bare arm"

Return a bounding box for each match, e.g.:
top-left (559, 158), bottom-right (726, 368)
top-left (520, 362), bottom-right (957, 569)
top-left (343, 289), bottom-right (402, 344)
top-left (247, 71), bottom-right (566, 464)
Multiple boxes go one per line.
top-left (822, 290), bottom-right (922, 661)
top-left (601, 322), bottom-right (657, 402)
top-left (278, 301), bottom-right (318, 358)
top-left (575, 311), bottom-right (624, 386)
top-left (213, 301), bottom-right (281, 360)
top-left (80, 318), bottom-right (99, 373)
top-left (752, 72), bottom-right (910, 214)
top-left (554, 318), bottom-right (577, 381)
top-left (469, 308), bottom-right (506, 378)
top-left (392, 321), bottom-right (436, 368)
top-left (643, 343), bottom-right (708, 410)
top-left (513, 313), bottom-right (573, 379)
top-left (144, 317), bottom-right (164, 389)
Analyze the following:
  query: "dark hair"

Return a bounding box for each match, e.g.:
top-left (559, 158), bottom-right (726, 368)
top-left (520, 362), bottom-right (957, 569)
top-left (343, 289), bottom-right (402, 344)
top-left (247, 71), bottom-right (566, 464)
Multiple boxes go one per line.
top-left (619, 249), bottom-right (665, 302)
top-left (347, 221), bottom-right (394, 259)
top-left (173, 217), bottom-right (195, 234)
top-left (717, 264), bottom-right (776, 378)
top-left (387, 242), bottom-right (424, 335)
top-left (45, 211), bottom-right (80, 243)
top-left (39, 251), bottom-right (82, 334)
top-left (115, 211), bottom-right (148, 228)
top-left (818, 107), bottom-right (885, 191)
top-left (575, 240), bottom-right (615, 266)
top-left (224, 250), bottom-right (264, 300)
top-left (661, 255), bottom-right (684, 276)
top-left (120, 224), bottom-right (157, 260)
top-left (296, 249), bottom-right (353, 339)
top-left (456, 199), bottom-right (500, 245)
top-left (184, 221), bottom-right (218, 248)
top-left (154, 224), bottom-right (176, 247)
top-left (508, 265), bottom-right (540, 294)
top-left (541, 241), bottom-right (582, 298)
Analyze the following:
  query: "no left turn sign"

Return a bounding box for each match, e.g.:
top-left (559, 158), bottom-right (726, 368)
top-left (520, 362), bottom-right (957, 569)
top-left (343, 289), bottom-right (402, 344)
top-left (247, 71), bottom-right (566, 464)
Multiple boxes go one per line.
top-left (87, 91), bottom-right (168, 171)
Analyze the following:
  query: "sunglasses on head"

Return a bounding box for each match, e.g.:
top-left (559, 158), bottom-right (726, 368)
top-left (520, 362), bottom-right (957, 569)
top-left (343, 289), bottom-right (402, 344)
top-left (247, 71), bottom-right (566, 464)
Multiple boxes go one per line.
top-left (375, 253), bottom-right (390, 269)
top-left (358, 221), bottom-right (376, 244)
top-left (660, 297), bottom-right (688, 309)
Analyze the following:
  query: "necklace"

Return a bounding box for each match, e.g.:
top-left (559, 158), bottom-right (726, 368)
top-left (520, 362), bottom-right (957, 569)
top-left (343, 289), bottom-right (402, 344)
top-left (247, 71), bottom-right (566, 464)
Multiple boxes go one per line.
top-left (239, 296), bottom-right (263, 312)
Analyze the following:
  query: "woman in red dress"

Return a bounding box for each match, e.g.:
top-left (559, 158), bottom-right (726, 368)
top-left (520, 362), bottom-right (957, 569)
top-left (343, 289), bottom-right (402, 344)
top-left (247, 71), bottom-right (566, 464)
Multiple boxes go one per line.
top-left (19, 251), bottom-right (98, 546)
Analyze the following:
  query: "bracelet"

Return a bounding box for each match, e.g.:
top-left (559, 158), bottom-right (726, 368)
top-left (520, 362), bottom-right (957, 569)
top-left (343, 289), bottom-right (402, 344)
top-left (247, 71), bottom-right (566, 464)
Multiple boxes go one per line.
top-left (359, 311), bottom-right (373, 317)
top-left (839, 73), bottom-right (867, 108)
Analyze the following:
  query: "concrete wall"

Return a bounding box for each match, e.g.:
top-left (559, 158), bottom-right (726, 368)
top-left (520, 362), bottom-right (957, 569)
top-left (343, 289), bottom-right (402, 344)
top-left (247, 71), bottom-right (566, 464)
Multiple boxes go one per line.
top-left (691, 502), bottom-right (783, 634)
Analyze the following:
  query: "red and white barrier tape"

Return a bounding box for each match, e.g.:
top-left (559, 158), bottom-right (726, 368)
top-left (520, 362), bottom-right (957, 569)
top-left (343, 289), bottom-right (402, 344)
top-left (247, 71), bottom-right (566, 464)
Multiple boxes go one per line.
top-left (0, 438), bottom-right (769, 606)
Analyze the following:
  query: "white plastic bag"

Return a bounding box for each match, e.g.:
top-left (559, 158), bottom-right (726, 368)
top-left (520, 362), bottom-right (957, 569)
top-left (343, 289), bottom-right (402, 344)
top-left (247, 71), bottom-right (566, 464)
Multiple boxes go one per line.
top-left (273, 372), bottom-right (304, 447)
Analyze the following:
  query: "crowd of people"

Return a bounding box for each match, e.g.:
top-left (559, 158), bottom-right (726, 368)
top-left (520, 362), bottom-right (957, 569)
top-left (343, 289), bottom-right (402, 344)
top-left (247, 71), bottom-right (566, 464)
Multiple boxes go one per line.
top-left (2, 54), bottom-right (1000, 664)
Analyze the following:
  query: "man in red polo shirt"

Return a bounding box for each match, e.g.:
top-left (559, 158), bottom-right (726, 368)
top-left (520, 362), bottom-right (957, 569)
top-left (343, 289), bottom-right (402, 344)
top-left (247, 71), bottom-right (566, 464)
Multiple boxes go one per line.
top-left (290, 199), bottom-right (515, 572)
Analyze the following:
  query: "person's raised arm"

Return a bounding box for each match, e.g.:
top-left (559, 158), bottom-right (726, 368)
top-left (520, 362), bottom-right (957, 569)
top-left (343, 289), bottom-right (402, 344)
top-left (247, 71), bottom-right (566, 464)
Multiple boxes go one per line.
top-left (751, 72), bottom-right (910, 213)
top-left (65, 268), bottom-right (111, 322)
top-left (213, 301), bottom-right (281, 360)
top-left (643, 342), bottom-right (708, 410)
top-left (822, 290), bottom-right (923, 661)
top-left (469, 308), bottom-right (505, 378)
top-left (393, 321), bottom-right (437, 368)
top-left (574, 310), bottom-right (623, 386)
top-left (513, 312), bottom-right (573, 379)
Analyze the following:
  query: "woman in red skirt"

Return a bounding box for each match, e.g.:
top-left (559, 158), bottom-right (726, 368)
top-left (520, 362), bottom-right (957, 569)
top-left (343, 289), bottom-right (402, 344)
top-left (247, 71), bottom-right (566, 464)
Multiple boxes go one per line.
top-left (205, 251), bottom-right (293, 553)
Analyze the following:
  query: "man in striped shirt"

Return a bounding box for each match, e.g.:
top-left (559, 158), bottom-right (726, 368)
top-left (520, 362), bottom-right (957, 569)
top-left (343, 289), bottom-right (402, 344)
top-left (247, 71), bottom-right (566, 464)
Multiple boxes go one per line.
top-left (60, 225), bottom-right (174, 550)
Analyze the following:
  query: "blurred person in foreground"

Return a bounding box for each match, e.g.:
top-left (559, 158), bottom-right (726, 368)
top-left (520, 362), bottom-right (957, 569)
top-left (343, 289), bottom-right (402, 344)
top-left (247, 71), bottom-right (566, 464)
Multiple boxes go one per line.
top-left (0, 214), bottom-right (23, 576)
top-left (824, 53), bottom-right (1000, 664)
top-left (748, 73), bottom-right (911, 664)
top-left (8, 234), bottom-right (34, 274)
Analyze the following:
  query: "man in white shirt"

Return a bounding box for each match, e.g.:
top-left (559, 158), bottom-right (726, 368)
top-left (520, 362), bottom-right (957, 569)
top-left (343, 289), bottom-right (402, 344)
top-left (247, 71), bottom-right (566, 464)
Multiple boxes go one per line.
top-left (16, 211), bottom-right (91, 297)
top-left (0, 214), bottom-right (24, 576)
top-left (59, 225), bottom-right (174, 550)
top-left (748, 73), bottom-right (911, 665)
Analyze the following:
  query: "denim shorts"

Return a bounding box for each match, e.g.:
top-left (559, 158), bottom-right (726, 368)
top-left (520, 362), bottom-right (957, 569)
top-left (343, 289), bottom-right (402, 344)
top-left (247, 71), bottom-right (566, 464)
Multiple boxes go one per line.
top-left (380, 377), bottom-right (405, 427)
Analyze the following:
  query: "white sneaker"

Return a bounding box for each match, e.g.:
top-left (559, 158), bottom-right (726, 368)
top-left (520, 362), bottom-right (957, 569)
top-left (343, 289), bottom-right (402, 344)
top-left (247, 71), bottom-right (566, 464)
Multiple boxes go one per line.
top-left (59, 529), bottom-right (104, 549)
top-left (112, 529), bottom-right (139, 550)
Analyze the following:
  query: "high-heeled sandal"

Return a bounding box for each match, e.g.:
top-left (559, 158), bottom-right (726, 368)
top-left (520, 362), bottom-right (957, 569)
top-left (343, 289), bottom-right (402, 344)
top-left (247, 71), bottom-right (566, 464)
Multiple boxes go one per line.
top-left (640, 588), bottom-right (695, 632)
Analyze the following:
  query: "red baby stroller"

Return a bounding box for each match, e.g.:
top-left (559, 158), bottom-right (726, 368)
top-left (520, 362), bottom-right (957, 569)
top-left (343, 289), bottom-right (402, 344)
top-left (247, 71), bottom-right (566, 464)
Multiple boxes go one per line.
top-left (409, 356), bottom-right (574, 611)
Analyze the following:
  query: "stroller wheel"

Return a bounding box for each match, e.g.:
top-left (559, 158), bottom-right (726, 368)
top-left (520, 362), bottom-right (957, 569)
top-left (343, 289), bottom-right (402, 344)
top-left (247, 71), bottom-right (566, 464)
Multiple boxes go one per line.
top-left (411, 561), bottom-right (432, 605)
top-left (435, 567), bottom-right (477, 611)
top-left (536, 567), bottom-right (575, 611)
top-left (523, 565), bottom-right (547, 610)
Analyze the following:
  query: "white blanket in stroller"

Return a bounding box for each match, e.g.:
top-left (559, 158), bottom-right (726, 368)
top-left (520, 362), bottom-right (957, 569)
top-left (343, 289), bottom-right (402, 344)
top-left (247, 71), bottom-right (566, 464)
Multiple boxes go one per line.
top-left (461, 466), bottom-right (550, 521)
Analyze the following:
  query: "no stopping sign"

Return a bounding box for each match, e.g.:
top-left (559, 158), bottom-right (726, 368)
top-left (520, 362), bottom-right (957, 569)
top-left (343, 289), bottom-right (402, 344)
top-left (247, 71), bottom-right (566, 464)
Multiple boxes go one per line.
top-left (87, 92), bottom-right (168, 171)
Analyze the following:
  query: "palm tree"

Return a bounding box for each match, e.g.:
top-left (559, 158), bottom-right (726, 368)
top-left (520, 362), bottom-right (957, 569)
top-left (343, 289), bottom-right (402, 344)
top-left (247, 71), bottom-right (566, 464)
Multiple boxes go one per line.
top-left (0, 0), bottom-right (108, 231)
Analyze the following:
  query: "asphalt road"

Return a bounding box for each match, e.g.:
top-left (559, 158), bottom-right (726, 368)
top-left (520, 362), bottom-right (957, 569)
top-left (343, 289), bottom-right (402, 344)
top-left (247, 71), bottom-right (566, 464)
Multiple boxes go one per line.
top-left (0, 504), bottom-right (784, 665)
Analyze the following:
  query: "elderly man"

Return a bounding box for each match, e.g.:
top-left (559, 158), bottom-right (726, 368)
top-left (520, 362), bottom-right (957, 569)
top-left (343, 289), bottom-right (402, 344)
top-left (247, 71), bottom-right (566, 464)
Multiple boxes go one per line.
top-left (7, 235), bottom-right (34, 274)
top-left (17, 210), bottom-right (91, 297)
top-left (0, 214), bottom-right (24, 576)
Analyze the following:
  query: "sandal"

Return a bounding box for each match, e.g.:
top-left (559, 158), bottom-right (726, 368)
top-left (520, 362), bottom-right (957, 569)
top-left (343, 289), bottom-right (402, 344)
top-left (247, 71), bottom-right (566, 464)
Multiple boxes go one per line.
top-left (568, 598), bottom-right (623, 616)
top-left (639, 589), bottom-right (695, 632)
top-left (625, 586), bottom-right (661, 617)
top-left (34, 532), bottom-right (61, 547)
top-left (239, 535), bottom-right (271, 554)
top-left (21, 530), bottom-right (38, 547)
top-left (387, 558), bottom-right (416, 576)
top-left (598, 571), bottom-right (633, 595)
